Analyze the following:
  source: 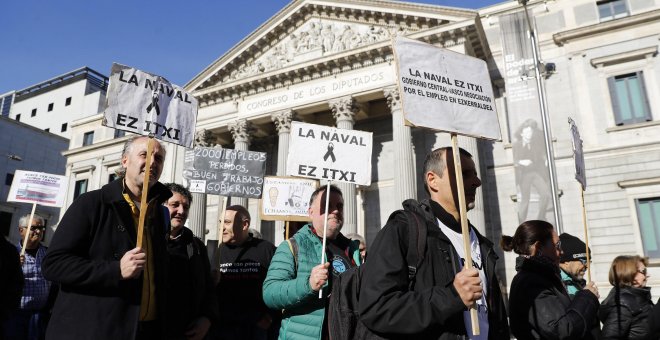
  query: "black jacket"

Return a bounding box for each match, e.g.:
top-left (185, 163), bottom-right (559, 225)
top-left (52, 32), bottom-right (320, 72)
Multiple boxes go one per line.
top-left (599, 286), bottom-right (653, 340)
top-left (0, 236), bottom-right (23, 321)
top-left (358, 199), bottom-right (510, 339)
top-left (166, 227), bottom-right (219, 338)
top-left (509, 256), bottom-right (600, 340)
top-left (42, 179), bottom-right (172, 340)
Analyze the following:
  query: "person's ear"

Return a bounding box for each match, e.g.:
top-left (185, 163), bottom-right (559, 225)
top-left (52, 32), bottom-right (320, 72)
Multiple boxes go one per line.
top-left (530, 241), bottom-right (541, 256)
top-left (426, 171), bottom-right (439, 193)
top-left (242, 220), bottom-right (250, 231)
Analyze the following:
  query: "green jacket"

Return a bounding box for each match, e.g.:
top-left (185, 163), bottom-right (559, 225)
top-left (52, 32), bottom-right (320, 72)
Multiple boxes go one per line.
top-left (263, 225), bottom-right (361, 340)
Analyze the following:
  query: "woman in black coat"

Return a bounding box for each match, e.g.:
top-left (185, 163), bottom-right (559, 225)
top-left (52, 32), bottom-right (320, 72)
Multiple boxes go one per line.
top-left (502, 220), bottom-right (601, 340)
top-left (599, 255), bottom-right (653, 339)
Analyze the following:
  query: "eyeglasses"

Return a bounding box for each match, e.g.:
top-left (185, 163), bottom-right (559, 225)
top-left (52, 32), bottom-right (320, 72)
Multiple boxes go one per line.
top-left (578, 259), bottom-right (588, 266)
top-left (553, 240), bottom-right (562, 251)
top-left (20, 225), bottom-right (45, 231)
top-left (638, 268), bottom-right (648, 276)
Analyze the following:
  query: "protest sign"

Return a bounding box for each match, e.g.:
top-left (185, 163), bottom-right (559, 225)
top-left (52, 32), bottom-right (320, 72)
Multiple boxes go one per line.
top-left (568, 117), bottom-right (586, 191)
top-left (393, 36), bottom-right (501, 141)
top-left (183, 147), bottom-right (267, 199)
top-left (7, 170), bottom-right (68, 207)
top-left (286, 121), bottom-right (373, 186)
top-left (103, 63), bottom-right (198, 148)
top-left (260, 176), bottom-right (318, 222)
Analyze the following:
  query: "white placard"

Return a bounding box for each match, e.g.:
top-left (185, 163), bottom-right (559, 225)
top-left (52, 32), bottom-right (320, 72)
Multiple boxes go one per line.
top-left (393, 36), bottom-right (501, 141)
top-left (103, 63), bottom-right (198, 147)
top-left (261, 176), bottom-right (319, 221)
top-left (7, 170), bottom-right (68, 207)
top-left (287, 121), bottom-right (373, 186)
top-left (568, 117), bottom-right (586, 190)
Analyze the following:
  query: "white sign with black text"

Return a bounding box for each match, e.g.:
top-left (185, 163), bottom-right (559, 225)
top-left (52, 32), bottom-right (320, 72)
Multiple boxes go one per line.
top-left (393, 36), bottom-right (501, 140)
top-left (103, 63), bottom-right (198, 147)
top-left (568, 117), bottom-right (587, 190)
top-left (7, 170), bottom-right (68, 207)
top-left (287, 121), bottom-right (373, 186)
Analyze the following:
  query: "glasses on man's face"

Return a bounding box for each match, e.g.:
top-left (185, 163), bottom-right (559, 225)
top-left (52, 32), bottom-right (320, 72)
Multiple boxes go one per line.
top-left (553, 240), bottom-right (562, 251)
top-left (21, 225), bottom-right (45, 231)
top-left (638, 268), bottom-right (648, 276)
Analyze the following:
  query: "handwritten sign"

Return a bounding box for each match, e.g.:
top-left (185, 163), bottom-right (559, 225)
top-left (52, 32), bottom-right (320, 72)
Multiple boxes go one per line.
top-left (568, 117), bottom-right (586, 190)
top-left (260, 176), bottom-right (318, 221)
top-left (103, 63), bottom-right (198, 147)
top-left (287, 121), bottom-right (373, 186)
top-left (183, 147), bottom-right (266, 198)
top-left (393, 36), bottom-right (501, 140)
top-left (7, 170), bottom-right (68, 207)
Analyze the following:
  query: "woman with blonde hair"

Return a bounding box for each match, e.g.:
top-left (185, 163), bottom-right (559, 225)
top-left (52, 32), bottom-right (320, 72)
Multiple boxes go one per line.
top-left (599, 255), bottom-right (654, 339)
top-left (502, 220), bottom-right (600, 339)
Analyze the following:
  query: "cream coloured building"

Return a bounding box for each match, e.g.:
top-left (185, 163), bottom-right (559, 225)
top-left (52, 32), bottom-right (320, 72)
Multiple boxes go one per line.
top-left (60, 0), bottom-right (660, 297)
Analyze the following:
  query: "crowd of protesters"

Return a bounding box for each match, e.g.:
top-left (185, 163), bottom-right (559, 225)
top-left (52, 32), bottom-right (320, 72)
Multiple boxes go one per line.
top-left (3, 137), bottom-right (660, 339)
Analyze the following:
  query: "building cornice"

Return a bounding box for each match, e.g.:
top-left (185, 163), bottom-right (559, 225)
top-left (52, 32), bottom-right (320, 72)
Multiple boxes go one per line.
top-left (62, 135), bottom-right (130, 157)
top-left (590, 46), bottom-right (658, 68)
top-left (553, 9), bottom-right (660, 47)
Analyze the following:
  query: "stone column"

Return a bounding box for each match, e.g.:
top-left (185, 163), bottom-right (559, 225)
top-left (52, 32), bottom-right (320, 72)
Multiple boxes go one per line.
top-left (385, 86), bottom-right (416, 204)
top-left (228, 119), bottom-right (253, 208)
top-left (457, 135), bottom-right (486, 235)
top-left (272, 109), bottom-right (294, 245)
top-left (187, 129), bottom-right (215, 240)
top-left (329, 96), bottom-right (359, 234)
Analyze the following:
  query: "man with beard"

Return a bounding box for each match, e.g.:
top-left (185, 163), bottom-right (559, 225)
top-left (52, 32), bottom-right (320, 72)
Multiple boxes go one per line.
top-left (358, 147), bottom-right (510, 339)
top-left (263, 185), bottom-right (361, 340)
top-left (558, 233), bottom-right (591, 298)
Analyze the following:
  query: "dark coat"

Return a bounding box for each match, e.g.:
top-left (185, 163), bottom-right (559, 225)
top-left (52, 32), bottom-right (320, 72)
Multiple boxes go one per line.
top-left (0, 236), bottom-right (23, 321)
top-left (166, 227), bottom-right (219, 337)
top-left (599, 286), bottom-right (654, 340)
top-left (358, 199), bottom-right (510, 339)
top-left (42, 179), bottom-right (172, 340)
top-left (509, 256), bottom-right (600, 340)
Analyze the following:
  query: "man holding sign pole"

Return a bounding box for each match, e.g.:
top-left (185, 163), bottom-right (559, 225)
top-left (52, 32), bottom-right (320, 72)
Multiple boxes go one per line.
top-left (263, 185), bottom-right (361, 340)
top-left (358, 148), bottom-right (509, 339)
top-left (42, 136), bottom-right (172, 340)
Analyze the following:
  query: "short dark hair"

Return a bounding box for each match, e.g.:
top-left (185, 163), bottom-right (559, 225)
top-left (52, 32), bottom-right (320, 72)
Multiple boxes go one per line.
top-left (500, 220), bottom-right (555, 255)
top-left (227, 205), bottom-right (251, 224)
top-left (164, 183), bottom-right (192, 204)
top-left (308, 184), bottom-right (343, 207)
top-left (422, 147), bottom-right (473, 195)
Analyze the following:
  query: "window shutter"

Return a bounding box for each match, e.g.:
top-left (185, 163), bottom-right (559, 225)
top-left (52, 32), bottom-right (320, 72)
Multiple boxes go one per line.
top-left (607, 76), bottom-right (623, 125)
top-left (637, 71), bottom-right (653, 122)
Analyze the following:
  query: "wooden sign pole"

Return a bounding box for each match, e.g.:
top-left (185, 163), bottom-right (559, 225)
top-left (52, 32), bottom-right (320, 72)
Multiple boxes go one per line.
top-left (213, 196), bottom-right (229, 269)
top-left (136, 137), bottom-right (155, 248)
top-left (20, 203), bottom-right (38, 257)
top-left (580, 189), bottom-right (592, 282)
top-left (451, 134), bottom-right (480, 336)
top-left (285, 221), bottom-right (290, 240)
top-left (319, 181), bottom-right (331, 298)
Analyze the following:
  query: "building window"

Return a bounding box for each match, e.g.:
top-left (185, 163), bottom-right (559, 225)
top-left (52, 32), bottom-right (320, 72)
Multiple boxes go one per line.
top-left (15, 114), bottom-right (20, 121)
top-left (65, 97), bottom-right (72, 106)
top-left (608, 72), bottom-right (652, 126)
top-left (597, 0), bottom-right (628, 21)
top-left (45, 128), bottom-right (50, 132)
top-left (61, 123), bottom-right (67, 132)
top-left (48, 103), bottom-right (54, 112)
top-left (31, 108), bottom-right (37, 117)
top-left (5, 173), bottom-right (13, 185)
top-left (108, 173), bottom-right (118, 183)
top-left (73, 179), bottom-right (88, 200)
top-left (82, 131), bottom-right (94, 146)
top-left (114, 129), bottom-right (126, 138)
top-left (637, 197), bottom-right (660, 258)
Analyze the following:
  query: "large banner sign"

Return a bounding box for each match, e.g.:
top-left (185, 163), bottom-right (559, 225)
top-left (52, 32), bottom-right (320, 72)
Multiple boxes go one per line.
top-left (183, 147), bottom-right (267, 198)
top-left (393, 36), bottom-right (501, 140)
top-left (103, 63), bottom-right (198, 147)
top-left (568, 118), bottom-right (586, 190)
top-left (7, 170), bottom-right (68, 207)
top-left (500, 12), bottom-right (555, 224)
top-left (260, 176), bottom-right (318, 221)
top-left (287, 121), bottom-right (373, 186)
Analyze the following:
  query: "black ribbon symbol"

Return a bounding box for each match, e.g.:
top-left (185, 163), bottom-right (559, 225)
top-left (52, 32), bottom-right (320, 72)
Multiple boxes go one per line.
top-left (323, 142), bottom-right (336, 162)
top-left (146, 91), bottom-right (161, 115)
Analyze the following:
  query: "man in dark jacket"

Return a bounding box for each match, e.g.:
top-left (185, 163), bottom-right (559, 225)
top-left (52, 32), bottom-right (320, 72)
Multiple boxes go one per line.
top-left (164, 183), bottom-right (218, 340)
top-left (42, 136), bottom-right (172, 340)
top-left (358, 147), bottom-right (510, 339)
top-left (0, 235), bottom-right (23, 336)
top-left (558, 233), bottom-right (590, 298)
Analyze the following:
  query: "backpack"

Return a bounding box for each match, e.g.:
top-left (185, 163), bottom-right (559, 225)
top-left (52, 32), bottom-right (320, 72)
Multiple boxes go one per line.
top-left (327, 209), bottom-right (428, 340)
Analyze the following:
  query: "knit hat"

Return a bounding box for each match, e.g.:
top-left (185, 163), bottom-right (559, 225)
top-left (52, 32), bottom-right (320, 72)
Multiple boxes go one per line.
top-left (559, 233), bottom-right (590, 263)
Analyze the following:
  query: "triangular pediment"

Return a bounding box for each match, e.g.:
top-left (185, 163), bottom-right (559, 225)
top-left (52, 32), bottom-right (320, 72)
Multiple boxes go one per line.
top-left (187, 0), bottom-right (480, 102)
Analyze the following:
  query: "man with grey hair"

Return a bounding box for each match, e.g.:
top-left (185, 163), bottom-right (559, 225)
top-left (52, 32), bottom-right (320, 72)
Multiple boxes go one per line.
top-left (43, 135), bottom-right (172, 340)
top-left (3, 213), bottom-right (54, 340)
top-left (358, 147), bottom-right (510, 339)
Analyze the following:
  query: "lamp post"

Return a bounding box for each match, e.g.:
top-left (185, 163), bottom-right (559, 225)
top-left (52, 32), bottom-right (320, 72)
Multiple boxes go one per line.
top-left (517, 0), bottom-right (564, 233)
